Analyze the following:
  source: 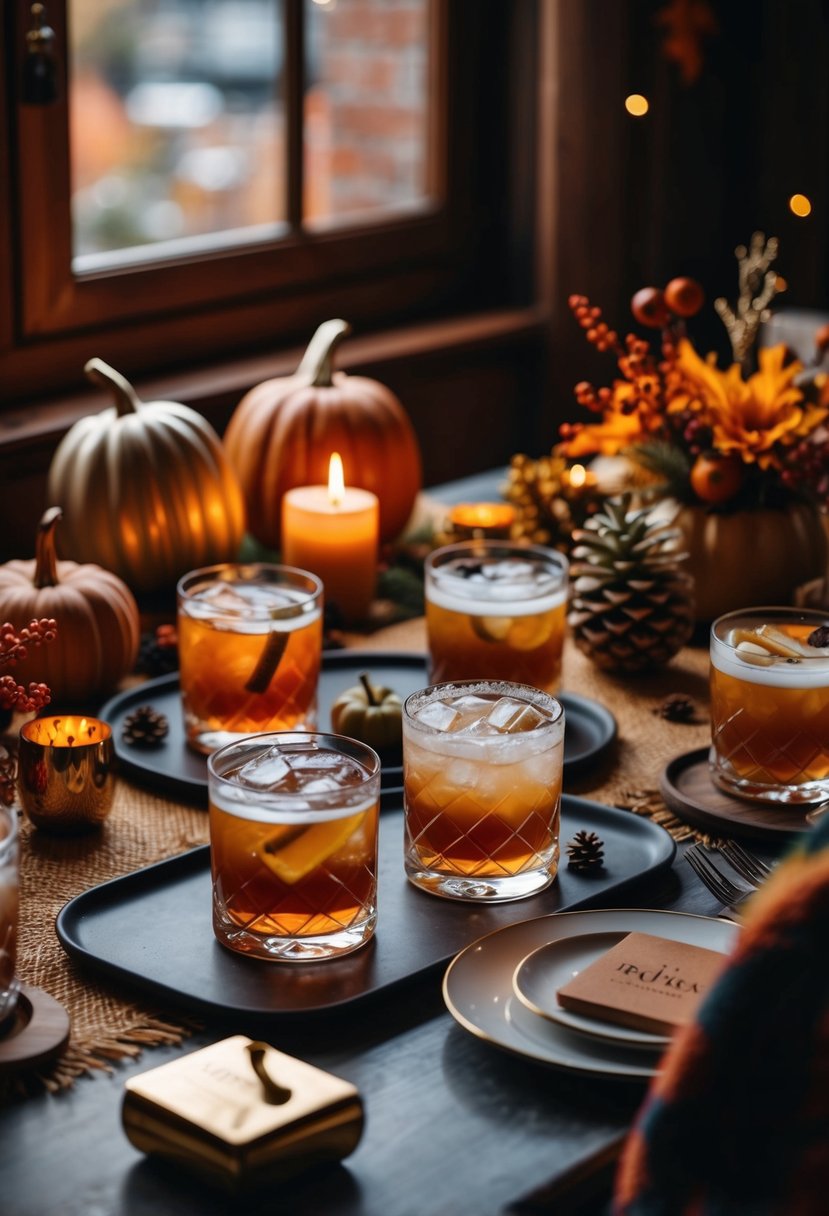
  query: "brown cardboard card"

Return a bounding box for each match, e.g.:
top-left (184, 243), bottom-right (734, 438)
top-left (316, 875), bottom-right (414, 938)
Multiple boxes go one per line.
top-left (556, 931), bottom-right (727, 1035)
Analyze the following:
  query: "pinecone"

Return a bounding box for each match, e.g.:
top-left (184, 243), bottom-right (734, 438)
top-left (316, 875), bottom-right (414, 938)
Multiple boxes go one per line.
top-left (568, 494), bottom-right (694, 673)
top-left (655, 692), bottom-right (698, 722)
top-left (122, 706), bottom-right (169, 748)
top-left (566, 830), bottom-right (605, 871)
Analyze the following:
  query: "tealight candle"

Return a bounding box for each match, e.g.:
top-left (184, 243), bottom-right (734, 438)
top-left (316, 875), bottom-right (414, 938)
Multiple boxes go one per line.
top-left (18, 715), bottom-right (115, 833)
top-left (563, 464), bottom-right (599, 497)
top-left (448, 502), bottom-right (516, 540)
top-left (282, 454), bottom-right (379, 624)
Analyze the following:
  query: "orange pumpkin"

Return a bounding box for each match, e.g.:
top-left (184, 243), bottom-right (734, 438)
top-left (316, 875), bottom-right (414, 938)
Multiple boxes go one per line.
top-left (223, 319), bottom-right (422, 548)
top-left (0, 508), bottom-right (140, 704)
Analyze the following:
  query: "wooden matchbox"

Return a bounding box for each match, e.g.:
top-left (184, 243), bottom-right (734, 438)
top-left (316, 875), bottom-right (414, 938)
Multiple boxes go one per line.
top-left (556, 932), bottom-right (727, 1035)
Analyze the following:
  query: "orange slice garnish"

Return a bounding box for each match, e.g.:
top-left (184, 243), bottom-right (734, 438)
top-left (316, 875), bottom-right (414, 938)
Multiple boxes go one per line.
top-left (255, 813), bottom-right (366, 884)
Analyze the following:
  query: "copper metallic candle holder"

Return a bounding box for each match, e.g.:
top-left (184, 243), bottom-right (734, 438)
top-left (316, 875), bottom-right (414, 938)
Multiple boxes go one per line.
top-left (18, 716), bottom-right (115, 833)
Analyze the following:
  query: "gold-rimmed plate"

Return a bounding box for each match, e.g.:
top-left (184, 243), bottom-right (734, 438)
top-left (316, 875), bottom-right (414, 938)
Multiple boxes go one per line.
top-left (443, 908), bottom-right (739, 1080)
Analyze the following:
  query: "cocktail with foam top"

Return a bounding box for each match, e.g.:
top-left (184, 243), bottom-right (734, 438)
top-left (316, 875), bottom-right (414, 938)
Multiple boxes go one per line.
top-left (710, 607), bottom-right (829, 804)
top-left (424, 541), bottom-right (569, 691)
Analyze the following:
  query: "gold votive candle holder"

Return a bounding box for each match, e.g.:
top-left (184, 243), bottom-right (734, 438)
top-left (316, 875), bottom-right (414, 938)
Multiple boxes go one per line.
top-left (18, 716), bottom-right (115, 833)
top-left (446, 502), bottom-right (516, 541)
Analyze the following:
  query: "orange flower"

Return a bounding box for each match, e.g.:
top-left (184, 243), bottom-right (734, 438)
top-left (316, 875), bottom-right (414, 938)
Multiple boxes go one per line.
top-left (675, 340), bottom-right (827, 467)
top-left (561, 380), bottom-right (663, 457)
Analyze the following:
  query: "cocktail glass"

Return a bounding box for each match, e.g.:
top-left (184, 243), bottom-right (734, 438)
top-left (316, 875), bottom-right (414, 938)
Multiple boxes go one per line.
top-left (207, 731), bottom-right (381, 961)
top-left (178, 563), bottom-right (323, 755)
top-left (402, 680), bottom-right (564, 901)
top-left (710, 606), bottom-right (829, 804)
top-left (0, 804), bottom-right (19, 1026)
top-left (424, 541), bottom-right (569, 692)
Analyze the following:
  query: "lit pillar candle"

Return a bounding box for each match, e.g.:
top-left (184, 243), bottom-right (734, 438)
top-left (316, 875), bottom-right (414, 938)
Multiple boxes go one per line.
top-left (282, 454), bottom-right (379, 625)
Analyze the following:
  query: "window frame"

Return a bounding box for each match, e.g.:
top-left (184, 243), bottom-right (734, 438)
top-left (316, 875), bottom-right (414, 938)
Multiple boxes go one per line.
top-left (1, 0), bottom-right (530, 404)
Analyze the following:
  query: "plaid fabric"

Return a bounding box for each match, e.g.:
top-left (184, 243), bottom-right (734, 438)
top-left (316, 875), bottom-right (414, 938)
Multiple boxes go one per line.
top-left (614, 816), bottom-right (829, 1216)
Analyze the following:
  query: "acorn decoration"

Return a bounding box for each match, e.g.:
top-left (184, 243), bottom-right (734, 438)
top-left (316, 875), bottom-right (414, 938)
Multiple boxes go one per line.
top-left (122, 706), bottom-right (169, 748)
top-left (330, 674), bottom-right (403, 753)
top-left (566, 830), bottom-right (605, 872)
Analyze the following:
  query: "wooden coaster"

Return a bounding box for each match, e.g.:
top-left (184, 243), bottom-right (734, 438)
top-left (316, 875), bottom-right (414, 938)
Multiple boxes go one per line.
top-left (0, 984), bottom-right (70, 1075)
top-left (660, 748), bottom-right (813, 841)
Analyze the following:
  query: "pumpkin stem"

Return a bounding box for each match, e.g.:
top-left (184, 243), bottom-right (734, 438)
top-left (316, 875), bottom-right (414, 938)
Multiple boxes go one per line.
top-left (296, 319), bottom-right (352, 387)
top-left (84, 357), bottom-right (143, 417)
top-left (359, 673), bottom-right (378, 706)
top-left (34, 507), bottom-right (62, 589)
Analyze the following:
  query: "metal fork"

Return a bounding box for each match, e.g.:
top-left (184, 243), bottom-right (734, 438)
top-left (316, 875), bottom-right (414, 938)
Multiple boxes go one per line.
top-left (685, 844), bottom-right (754, 920)
top-left (718, 840), bottom-right (774, 886)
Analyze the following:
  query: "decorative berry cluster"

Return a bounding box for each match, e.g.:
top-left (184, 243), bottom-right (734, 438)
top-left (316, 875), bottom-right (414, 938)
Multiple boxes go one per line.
top-left (0, 617), bottom-right (57, 713)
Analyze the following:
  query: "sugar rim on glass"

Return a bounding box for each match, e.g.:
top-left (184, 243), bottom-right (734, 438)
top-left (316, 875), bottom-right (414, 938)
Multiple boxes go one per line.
top-left (403, 679), bottom-right (565, 762)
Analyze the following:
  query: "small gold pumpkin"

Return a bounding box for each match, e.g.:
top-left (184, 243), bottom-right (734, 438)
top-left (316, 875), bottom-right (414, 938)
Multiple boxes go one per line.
top-left (0, 507), bottom-right (140, 704)
top-left (47, 359), bottom-right (246, 594)
top-left (330, 674), bottom-right (403, 752)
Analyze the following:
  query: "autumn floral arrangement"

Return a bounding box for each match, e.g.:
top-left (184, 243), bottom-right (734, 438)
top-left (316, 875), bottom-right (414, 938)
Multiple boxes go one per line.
top-left (558, 233), bottom-right (829, 512)
top-left (506, 234), bottom-right (829, 554)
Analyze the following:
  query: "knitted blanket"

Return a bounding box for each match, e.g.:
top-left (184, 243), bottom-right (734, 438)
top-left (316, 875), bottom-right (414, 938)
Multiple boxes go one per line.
top-left (615, 816), bottom-right (829, 1216)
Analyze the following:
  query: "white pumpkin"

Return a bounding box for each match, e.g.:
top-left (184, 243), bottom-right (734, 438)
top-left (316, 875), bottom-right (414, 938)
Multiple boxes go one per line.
top-left (47, 359), bottom-right (246, 593)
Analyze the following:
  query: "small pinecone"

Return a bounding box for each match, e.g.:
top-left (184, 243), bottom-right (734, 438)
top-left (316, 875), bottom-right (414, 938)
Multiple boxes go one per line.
top-left (655, 693), bottom-right (697, 722)
top-left (566, 830), bottom-right (605, 871)
top-left (568, 494), bottom-right (694, 673)
top-left (122, 706), bottom-right (169, 748)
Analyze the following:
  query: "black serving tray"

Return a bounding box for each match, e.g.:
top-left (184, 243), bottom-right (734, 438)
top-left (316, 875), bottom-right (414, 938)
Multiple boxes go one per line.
top-left (55, 795), bottom-right (672, 1023)
top-left (99, 653), bottom-right (617, 805)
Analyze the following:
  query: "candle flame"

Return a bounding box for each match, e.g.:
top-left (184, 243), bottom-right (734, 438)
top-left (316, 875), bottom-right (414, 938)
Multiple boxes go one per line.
top-left (569, 464), bottom-right (587, 488)
top-left (327, 452), bottom-right (345, 507)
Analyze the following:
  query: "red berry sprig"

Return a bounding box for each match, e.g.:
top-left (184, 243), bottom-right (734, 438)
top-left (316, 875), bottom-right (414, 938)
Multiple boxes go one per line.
top-left (0, 618), bottom-right (57, 712)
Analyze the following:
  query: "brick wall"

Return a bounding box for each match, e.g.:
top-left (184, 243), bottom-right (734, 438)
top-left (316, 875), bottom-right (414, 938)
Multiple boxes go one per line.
top-left (305, 0), bottom-right (429, 221)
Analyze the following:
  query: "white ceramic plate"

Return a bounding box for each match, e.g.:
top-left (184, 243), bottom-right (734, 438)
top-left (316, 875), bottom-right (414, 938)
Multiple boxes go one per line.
top-left (443, 908), bottom-right (739, 1080)
top-left (512, 933), bottom-right (672, 1049)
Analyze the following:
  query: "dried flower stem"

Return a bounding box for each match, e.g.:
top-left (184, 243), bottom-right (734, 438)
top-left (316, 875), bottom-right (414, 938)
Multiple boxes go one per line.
top-left (714, 232), bottom-right (783, 370)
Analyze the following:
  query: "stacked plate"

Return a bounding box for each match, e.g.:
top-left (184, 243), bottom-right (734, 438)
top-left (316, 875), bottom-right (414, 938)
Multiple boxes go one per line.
top-left (442, 908), bottom-right (739, 1080)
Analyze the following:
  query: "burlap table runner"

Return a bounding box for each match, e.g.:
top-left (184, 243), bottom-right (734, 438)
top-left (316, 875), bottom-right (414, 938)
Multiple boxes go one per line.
top-left (10, 619), bottom-right (711, 1097)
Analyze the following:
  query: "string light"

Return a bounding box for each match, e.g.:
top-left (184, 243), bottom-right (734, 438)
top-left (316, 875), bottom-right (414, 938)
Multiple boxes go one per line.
top-left (789, 194), bottom-right (812, 218)
top-left (625, 94), bottom-right (649, 117)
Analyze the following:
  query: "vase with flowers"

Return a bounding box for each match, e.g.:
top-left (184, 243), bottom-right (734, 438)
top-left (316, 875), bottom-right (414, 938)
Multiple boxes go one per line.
top-left (558, 233), bottom-right (829, 621)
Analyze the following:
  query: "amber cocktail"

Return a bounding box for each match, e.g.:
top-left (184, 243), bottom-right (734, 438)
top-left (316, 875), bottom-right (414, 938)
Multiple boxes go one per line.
top-left (0, 805), bottom-right (19, 1025)
top-left (710, 607), bottom-right (829, 805)
top-left (424, 542), bottom-right (568, 692)
top-left (402, 680), bottom-right (564, 901)
top-left (178, 564), bottom-right (323, 754)
top-left (208, 732), bottom-right (380, 961)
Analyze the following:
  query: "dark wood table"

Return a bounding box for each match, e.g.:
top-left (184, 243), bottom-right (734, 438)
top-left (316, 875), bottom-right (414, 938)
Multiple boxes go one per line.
top-left (0, 472), bottom-right (785, 1216)
top-left (1, 836), bottom-right (759, 1216)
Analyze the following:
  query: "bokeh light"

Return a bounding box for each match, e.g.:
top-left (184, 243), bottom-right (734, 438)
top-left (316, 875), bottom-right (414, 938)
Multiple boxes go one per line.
top-left (625, 94), bottom-right (649, 117)
top-left (789, 194), bottom-right (812, 217)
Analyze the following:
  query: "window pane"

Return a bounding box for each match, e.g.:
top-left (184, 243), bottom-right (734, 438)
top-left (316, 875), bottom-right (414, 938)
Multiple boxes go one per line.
top-left (69, 0), bottom-right (285, 261)
top-left (304, 0), bottom-right (430, 226)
